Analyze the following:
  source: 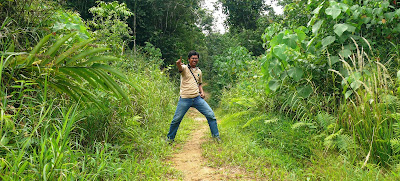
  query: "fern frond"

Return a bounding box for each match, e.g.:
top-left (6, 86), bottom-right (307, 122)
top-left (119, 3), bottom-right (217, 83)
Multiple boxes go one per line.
top-left (337, 134), bottom-right (356, 153)
top-left (316, 112), bottom-right (336, 130)
top-left (390, 138), bottom-right (400, 154)
top-left (324, 129), bottom-right (343, 149)
top-left (291, 122), bottom-right (316, 129)
top-left (242, 115), bottom-right (266, 128)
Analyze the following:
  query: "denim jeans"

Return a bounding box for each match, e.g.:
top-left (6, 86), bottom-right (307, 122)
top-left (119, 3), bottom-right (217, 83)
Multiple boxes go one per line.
top-left (167, 96), bottom-right (220, 140)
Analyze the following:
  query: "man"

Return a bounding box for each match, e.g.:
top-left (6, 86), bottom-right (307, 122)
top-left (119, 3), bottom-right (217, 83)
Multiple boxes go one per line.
top-left (166, 50), bottom-right (221, 143)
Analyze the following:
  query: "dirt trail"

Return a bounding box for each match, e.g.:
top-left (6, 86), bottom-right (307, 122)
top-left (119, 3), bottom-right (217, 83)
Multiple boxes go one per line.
top-left (169, 108), bottom-right (252, 181)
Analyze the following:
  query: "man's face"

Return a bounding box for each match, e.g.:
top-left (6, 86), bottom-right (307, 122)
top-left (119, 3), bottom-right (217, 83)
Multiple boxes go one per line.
top-left (188, 55), bottom-right (199, 68)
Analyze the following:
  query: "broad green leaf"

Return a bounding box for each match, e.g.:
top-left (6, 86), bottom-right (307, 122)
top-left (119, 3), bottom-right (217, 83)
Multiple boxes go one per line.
top-left (288, 67), bottom-right (304, 82)
top-left (338, 3), bottom-right (349, 12)
top-left (270, 32), bottom-right (284, 47)
top-left (298, 85), bottom-right (313, 98)
top-left (295, 29), bottom-right (307, 42)
top-left (397, 70), bottom-right (400, 81)
top-left (329, 56), bottom-right (340, 66)
top-left (346, 24), bottom-right (356, 33)
top-left (381, 1), bottom-right (389, 9)
top-left (269, 58), bottom-right (282, 76)
top-left (339, 48), bottom-right (351, 58)
top-left (326, 4), bottom-right (341, 19)
top-left (312, 20), bottom-right (323, 34)
top-left (334, 24), bottom-right (348, 36)
top-left (352, 72), bottom-right (362, 80)
top-left (269, 79), bottom-right (280, 91)
top-left (350, 80), bottom-right (361, 91)
top-left (395, 23), bottom-right (400, 33)
top-left (312, 4), bottom-right (323, 14)
top-left (345, 90), bottom-right (353, 99)
top-left (65, 23), bottom-right (80, 30)
top-left (283, 34), bottom-right (298, 49)
top-left (52, 22), bottom-right (66, 31)
top-left (384, 12), bottom-right (395, 20)
top-left (322, 36), bottom-right (336, 47)
top-left (272, 44), bottom-right (288, 62)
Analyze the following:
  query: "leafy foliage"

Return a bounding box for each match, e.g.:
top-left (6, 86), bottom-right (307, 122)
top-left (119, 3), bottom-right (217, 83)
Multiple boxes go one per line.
top-left (88, 1), bottom-right (134, 55)
top-left (2, 32), bottom-right (131, 109)
top-left (0, 0), bottom-right (57, 51)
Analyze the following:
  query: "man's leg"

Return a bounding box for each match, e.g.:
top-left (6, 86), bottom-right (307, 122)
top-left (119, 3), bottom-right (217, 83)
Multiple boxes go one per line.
top-left (167, 97), bottom-right (192, 140)
top-left (193, 96), bottom-right (220, 138)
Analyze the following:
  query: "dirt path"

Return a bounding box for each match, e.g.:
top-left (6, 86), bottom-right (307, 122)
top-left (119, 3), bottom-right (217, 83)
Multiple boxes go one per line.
top-left (169, 108), bottom-right (252, 181)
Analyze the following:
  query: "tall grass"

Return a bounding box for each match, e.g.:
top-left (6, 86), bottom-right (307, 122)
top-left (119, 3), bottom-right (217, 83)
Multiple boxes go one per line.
top-left (0, 47), bottom-right (188, 179)
top-left (329, 38), bottom-right (398, 166)
top-left (202, 53), bottom-right (400, 180)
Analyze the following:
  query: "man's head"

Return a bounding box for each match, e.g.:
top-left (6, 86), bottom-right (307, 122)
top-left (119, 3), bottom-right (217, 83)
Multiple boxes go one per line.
top-left (188, 50), bottom-right (199, 68)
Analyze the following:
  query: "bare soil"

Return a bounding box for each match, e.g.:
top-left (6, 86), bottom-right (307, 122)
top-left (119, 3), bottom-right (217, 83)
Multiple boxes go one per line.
top-left (168, 108), bottom-right (254, 181)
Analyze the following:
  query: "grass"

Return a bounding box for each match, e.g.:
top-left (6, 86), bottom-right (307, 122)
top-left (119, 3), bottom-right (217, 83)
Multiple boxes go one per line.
top-left (0, 49), bottom-right (194, 180)
top-left (203, 108), bottom-right (400, 180)
top-left (200, 51), bottom-right (400, 180)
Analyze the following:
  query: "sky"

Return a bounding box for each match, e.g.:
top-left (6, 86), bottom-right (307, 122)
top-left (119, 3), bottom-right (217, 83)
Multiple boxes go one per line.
top-left (201, 0), bottom-right (283, 34)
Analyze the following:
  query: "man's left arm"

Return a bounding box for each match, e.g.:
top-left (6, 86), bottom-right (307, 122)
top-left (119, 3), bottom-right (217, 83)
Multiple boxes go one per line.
top-left (199, 70), bottom-right (205, 98)
top-left (199, 84), bottom-right (205, 99)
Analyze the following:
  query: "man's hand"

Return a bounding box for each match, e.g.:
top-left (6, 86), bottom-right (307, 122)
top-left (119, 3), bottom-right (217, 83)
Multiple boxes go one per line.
top-left (200, 92), bottom-right (205, 99)
top-left (199, 84), bottom-right (205, 99)
top-left (176, 56), bottom-right (183, 72)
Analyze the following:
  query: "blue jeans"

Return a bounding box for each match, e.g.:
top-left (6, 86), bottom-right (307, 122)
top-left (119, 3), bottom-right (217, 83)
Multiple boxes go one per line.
top-left (167, 96), bottom-right (220, 140)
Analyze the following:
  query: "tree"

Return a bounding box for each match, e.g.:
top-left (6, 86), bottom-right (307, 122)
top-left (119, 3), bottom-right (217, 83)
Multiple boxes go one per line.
top-left (88, 1), bottom-right (134, 55)
top-left (217, 0), bottom-right (277, 56)
top-left (124, 0), bottom-right (207, 66)
top-left (219, 0), bottom-right (267, 32)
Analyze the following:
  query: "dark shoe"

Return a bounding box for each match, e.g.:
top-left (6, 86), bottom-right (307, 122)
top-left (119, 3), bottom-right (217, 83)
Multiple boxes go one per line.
top-left (165, 138), bottom-right (174, 145)
top-left (214, 137), bottom-right (222, 144)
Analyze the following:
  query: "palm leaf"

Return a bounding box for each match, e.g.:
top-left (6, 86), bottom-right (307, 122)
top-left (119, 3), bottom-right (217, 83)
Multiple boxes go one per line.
top-left (63, 67), bottom-right (99, 89)
top-left (65, 48), bottom-right (109, 66)
top-left (76, 56), bottom-right (120, 66)
top-left (26, 34), bottom-right (53, 66)
top-left (6, 32), bottom-right (132, 108)
top-left (91, 63), bottom-right (137, 88)
top-left (92, 69), bottom-right (129, 101)
top-left (54, 39), bottom-right (94, 65)
top-left (44, 32), bottom-right (77, 58)
top-left (58, 68), bottom-right (84, 84)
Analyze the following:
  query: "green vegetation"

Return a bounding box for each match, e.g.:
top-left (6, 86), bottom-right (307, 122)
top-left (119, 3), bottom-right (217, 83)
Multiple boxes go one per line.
top-left (2, 0), bottom-right (400, 180)
top-left (0, 1), bottom-right (194, 179)
top-left (203, 0), bottom-right (400, 180)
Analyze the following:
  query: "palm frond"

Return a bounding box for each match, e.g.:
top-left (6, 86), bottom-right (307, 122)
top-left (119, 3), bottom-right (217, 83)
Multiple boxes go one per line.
top-left (54, 38), bottom-right (94, 65)
top-left (4, 33), bottom-right (132, 108)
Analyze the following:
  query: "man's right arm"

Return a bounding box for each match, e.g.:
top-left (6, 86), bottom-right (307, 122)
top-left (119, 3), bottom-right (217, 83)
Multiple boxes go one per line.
top-left (176, 57), bottom-right (184, 72)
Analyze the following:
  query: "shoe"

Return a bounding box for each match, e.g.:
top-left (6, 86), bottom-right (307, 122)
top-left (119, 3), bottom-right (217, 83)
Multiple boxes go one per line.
top-left (214, 136), bottom-right (222, 144)
top-left (165, 138), bottom-right (174, 145)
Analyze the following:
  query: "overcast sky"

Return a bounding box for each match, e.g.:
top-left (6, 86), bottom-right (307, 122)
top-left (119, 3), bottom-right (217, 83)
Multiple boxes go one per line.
top-left (202, 0), bottom-right (283, 34)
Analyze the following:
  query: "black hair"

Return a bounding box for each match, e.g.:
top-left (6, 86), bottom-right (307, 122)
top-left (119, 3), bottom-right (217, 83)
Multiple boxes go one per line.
top-left (188, 50), bottom-right (199, 59)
